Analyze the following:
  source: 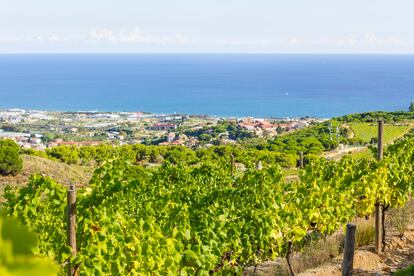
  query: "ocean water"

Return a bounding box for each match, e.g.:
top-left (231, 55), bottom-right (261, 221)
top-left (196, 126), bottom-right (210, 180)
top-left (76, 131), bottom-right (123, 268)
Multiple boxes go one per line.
top-left (0, 54), bottom-right (413, 118)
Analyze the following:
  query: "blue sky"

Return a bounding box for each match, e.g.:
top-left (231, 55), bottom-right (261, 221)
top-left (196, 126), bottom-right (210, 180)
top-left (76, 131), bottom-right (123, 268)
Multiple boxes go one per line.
top-left (0, 0), bottom-right (413, 53)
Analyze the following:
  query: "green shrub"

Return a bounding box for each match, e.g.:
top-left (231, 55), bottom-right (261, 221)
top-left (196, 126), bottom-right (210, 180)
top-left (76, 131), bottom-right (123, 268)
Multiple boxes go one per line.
top-left (21, 147), bottom-right (49, 159)
top-left (46, 145), bottom-right (80, 164)
top-left (0, 139), bottom-right (23, 176)
top-left (394, 265), bottom-right (414, 276)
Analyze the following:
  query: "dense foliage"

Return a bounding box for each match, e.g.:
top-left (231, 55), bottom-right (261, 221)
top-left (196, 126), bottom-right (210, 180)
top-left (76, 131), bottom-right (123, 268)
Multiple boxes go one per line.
top-left (335, 111), bottom-right (414, 123)
top-left (0, 139), bottom-right (23, 176)
top-left (0, 216), bottom-right (58, 275)
top-left (3, 134), bottom-right (414, 274)
top-left (30, 143), bottom-right (299, 169)
top-left (184, 121), bottom-right (257, 142)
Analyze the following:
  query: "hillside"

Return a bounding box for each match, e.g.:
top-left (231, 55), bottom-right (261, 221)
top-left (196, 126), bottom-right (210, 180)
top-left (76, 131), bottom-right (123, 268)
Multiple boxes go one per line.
top-left (1, 111), bottom-right (414, 274)
top-left (348, 122), bottom-right (412, 144)
top-left (0, 155), bottom-right (93, 198)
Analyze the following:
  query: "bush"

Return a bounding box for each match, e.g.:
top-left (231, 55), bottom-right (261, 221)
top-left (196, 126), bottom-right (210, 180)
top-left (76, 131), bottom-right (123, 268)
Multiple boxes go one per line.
top-left (21, 148), bottom-right (49, 159)
top-left (394, 265), bottom-right (414, 276)
top-left (0, 139), bottom-right (23, 176)
top-left (347, 137), bottom-right (366, 146)
top-left (46, 145), bottom-right (80, 164)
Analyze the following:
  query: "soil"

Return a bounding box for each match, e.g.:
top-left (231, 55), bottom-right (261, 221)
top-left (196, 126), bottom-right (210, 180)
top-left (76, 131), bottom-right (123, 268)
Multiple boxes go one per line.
top-left (299, 227), bottom-right (414, 276)
top-left (245, 226), bottom-right (414, 276)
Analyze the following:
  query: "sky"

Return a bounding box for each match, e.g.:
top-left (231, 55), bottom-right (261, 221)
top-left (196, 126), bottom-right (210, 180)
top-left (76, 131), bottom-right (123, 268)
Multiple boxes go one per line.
top-left (0, 0), bottom-right (413, 53)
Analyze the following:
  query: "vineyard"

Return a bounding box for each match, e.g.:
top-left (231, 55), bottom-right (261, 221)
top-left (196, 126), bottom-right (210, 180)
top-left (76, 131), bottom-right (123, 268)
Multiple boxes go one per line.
top-left (2, 124), bottom-right (414, 274)
top-left (348, 122), bottom-right (411, 144)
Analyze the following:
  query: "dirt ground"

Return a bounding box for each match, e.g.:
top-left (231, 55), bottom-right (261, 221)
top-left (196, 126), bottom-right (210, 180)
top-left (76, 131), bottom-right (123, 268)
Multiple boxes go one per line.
top-left (299, 226), bottom-right (414, 276)
top-left (245, 225), bottom-right (414, 276)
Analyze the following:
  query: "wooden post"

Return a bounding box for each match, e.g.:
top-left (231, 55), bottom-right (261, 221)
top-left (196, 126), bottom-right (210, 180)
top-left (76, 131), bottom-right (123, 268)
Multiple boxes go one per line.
top-left (375, 203), bottom-right (383, 254)
top-left (375, 120), bottom-right (384, 254)
top-left (230, 154), bottom-right (235, 176)
top-left (342, 224), bottom-right (356, 276)
top-left (67, 185), bottom-right (77, 276)
top-left (377, 120), bottom-right (384, 160)
top-left (299, 152), bottom-right (304, 169)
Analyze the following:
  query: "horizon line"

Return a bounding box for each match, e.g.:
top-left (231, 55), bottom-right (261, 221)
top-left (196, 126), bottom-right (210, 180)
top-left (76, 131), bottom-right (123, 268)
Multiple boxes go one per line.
top-left (1, 52), bottom-right (414, 55)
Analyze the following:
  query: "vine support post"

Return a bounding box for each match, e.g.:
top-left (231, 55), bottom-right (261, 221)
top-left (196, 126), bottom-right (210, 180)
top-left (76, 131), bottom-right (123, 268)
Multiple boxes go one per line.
top-left (377, 120), bottom-right (384, 160)
top-left (375, 120), bottom-right (384, 255)
top-left (299, 151), bottom-right (304, 169)
top-left (230, 153), bottom-right (235, 176)
top-left (375, 203), bottom-right (383, 254)
top-left (67, 184), bottom-right (77, 276)
top-left (342, 224), bottom-right (356, 276)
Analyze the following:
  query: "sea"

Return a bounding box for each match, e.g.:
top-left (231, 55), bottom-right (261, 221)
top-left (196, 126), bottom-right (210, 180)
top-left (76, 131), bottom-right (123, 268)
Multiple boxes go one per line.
top-left (0, 54), bottom-right (413, 118)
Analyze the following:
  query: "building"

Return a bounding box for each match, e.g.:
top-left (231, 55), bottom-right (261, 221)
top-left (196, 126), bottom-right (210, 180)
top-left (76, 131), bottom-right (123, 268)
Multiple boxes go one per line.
top-left (166, 132), bottom-right (176, 143)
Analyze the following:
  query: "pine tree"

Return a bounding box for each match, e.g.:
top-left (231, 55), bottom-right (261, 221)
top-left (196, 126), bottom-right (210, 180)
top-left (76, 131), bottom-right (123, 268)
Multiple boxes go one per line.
top-left (0, 139), bottom-right (23, 176)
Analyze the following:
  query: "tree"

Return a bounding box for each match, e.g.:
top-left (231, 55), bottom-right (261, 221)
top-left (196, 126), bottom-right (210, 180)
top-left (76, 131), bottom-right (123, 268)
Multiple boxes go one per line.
top-left (276, 126), bottom-right (284, 134)
top-left (409, 102), bottom-right (414, 112)
top-left (199, 133), bottom-right (212, 142)
top-left (46, 145), bottom-right (79, 164)
top-left (0, 139), bottom-right (23, 176)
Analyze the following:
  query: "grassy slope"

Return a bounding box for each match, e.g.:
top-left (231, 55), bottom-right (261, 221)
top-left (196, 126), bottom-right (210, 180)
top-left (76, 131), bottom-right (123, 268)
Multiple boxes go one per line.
top-left (349, 148), bottom-right (375, 160)
top-left (349, 123), bottom-right (411, 144)
top-left (347, 122), bottom-right (413, 160)
top-left (0, 155), bottom-right (93, 199)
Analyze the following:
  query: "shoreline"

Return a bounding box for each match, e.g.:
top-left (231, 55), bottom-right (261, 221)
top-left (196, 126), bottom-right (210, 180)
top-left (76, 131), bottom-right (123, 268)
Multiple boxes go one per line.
top-left (0, 107), bottom-right (327, 121)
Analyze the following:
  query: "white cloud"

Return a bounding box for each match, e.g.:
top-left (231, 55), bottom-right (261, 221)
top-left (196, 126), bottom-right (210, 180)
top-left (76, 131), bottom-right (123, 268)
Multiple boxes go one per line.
top-left (88, 27), bottom-right (196, 45)
top-left (0, 33), bottom-right (82, 43)
top-left (0, 28), bottom-right (412, 53)
top-left (0, 27), bottom-right (197, 46)
top-left (306, 33), bottom-right (406, 47)
top-left (213, 40), bottom-right (269, 46)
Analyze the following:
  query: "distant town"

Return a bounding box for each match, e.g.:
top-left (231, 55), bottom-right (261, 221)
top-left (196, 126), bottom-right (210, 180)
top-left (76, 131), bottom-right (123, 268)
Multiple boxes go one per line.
top-left (0, 108), bottom-right (326, 150)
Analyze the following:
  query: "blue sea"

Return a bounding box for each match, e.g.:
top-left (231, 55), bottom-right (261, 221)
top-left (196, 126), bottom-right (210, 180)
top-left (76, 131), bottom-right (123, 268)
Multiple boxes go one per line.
top-left (0, 54), bottom-right (413, 118)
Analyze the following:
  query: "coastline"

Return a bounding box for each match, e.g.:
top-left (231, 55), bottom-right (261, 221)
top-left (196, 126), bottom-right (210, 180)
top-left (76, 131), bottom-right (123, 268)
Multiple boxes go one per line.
top-left (0, 108), bottom-right (326, 151)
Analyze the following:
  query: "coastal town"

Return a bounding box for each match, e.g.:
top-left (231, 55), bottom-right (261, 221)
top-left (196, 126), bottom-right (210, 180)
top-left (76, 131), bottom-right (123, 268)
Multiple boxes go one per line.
top-left (0, 108), bottom-right (325, 150)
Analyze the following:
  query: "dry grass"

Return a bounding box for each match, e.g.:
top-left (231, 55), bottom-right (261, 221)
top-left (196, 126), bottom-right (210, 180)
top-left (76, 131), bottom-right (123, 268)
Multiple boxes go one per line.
top-left (245, 217), bottom-right (376, 275)
top-left (290, 233), bottom-right (344, 274)
top-left (291, 218), bottom-right (375, 274)
top-left (387, 199), bottom-right (414, 237)
top-left (0, 155), bottom-right (93, 200)
top-left (246, 201), bottom-right (414, 276)
top-left (289, 203), bottom-right (414, 274)
top-left (354, 217), bottom-right (375, 247)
